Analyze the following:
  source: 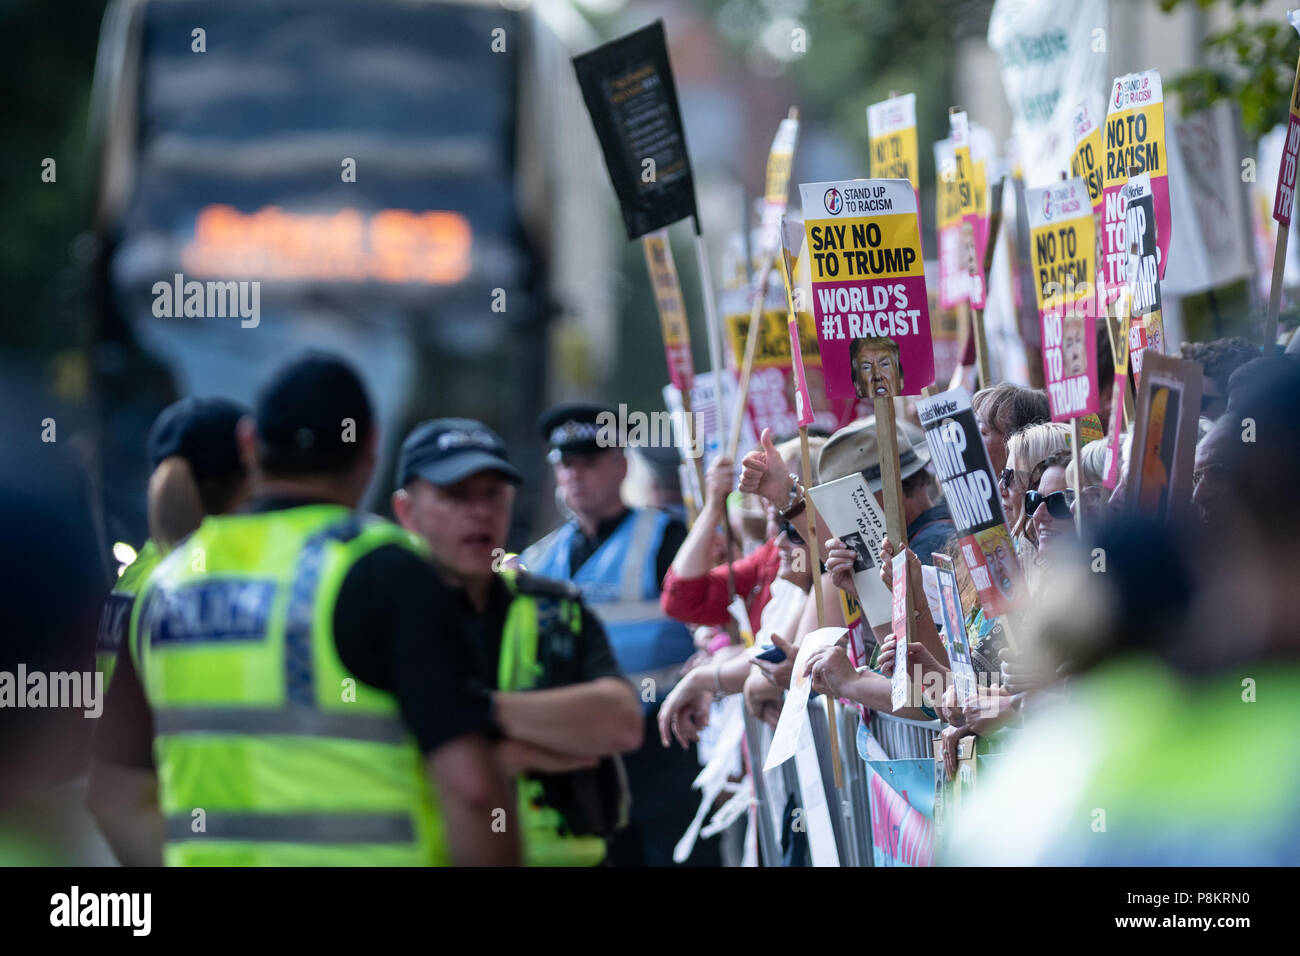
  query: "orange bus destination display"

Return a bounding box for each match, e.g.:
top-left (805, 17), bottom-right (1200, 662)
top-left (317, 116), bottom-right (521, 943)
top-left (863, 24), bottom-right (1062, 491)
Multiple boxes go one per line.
top-left (181, 205), bottom-right (473, 284)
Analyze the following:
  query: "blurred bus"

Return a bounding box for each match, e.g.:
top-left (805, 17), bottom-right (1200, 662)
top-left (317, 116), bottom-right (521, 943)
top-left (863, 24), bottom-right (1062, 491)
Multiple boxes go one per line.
top-left (86, 0), bottom-right (614, 551)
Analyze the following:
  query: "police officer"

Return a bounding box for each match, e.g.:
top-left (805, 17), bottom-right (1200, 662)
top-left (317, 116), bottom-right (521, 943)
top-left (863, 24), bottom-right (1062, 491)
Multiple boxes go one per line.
top-left (96, 397), bottom-right (250, 687)
top-left (89, 353), bottom-right (517, 866)
top-left (521, 402), bottom-right (717, 866)
top-left (391, 418), bottom-right (642, 865)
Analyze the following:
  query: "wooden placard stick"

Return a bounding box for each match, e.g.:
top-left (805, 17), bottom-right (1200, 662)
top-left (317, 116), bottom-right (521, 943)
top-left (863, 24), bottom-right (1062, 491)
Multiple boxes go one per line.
top-left (1071, 415), bottom-right (1085, 535)
top-left (873, 390), bottom-right (914, 742)
top-left (642, 232), bottom-right (707, 523)
top-left (727, 252), bottom-right (774, 459)
top-left (970, 179), bottom-right (1005, 390)
top-left (873, 395), bottom-right (908, 549)
top-left (1266, 225), bottom-right (1288, 349)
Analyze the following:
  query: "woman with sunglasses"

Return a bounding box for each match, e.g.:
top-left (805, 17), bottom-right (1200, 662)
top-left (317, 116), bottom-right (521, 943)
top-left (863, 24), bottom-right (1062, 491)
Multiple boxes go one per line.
top-left (1025, 449), bottom-right (1077, 564)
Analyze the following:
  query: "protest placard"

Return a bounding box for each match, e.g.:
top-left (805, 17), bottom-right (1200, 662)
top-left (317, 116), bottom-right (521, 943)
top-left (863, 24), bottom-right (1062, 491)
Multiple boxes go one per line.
top-left (778, 223), bottom-right (817, 429)
top-left (1027, 178), bottom-right (1099, 421)
top-left (1071, 101), bottom-right (1105, 219)
top-left (807, 473), bottom-right (893, 627)
top-left (1102, 313), bottom-right (1130, 490)
top-left (642, 229), bottom-right (695, 392)
top-left (970, 123), bottom-right (997, 311)
top-left (889, 550), bottom-right (911, 711)
top-left (799, 178), bottom-right (934, 400)
top-left (1101, 69), bottom-right (1170, 304)
top-left (935, 139), bottom-right (966, 311)
top-left (1274, 14), bottom-right (1300, 230)
top-left (1071, 100), bottom-right (1106, 296)
top-left (933, 554), bottom-right (977, 701)
top-left (988, 0), bottom-right (1110, 188)
top-left (729, 110), bottom-right (802, 457)
top-left (869, 93), bottom-right (920, 192)
top-left (573, 20), bottom-right (698, 240)
top-left (763, 626), bottom-right (846, 772)
top-left (759, 114), bottom-right (799, 258)
top-left (916, 388), bottom-right (1025, 617)
top-left (663, 369), bottom-right (751, 475)
top-left (1268, 10), bottom-right (1300, 339)
top-left (1127, 353), bottom-right (1202, 526)
top-left (950, 110), bottom-right (987, 309)
top-left (1175, 102), bottom-right (1254, 292)
top-left (1122, 174), bottom-right (1165, 378)
top-left (724, 292), bottom-right (819, 373)
top-left (793, 718), bottom-right (841, 866)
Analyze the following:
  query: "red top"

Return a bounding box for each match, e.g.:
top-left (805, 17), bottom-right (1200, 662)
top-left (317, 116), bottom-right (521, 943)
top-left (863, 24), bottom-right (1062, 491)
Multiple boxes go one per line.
top-left (660, 540), bottom-right (781, 632)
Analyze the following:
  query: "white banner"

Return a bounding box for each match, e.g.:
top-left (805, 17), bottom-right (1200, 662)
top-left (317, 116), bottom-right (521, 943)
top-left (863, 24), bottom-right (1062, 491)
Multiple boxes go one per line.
top-left (988, 0), bottom-right (1109, 189)
top-left (1172, 101), bottom-right (1253, 291)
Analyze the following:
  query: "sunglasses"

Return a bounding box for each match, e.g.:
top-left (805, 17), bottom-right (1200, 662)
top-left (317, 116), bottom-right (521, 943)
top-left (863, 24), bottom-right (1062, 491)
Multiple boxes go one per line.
top-left (777, 516), bottom-right (805, 547)
top-left (1024, 488), bottom-right (1076, 520)
top-left (999, 467), bottom-right (1019, 490)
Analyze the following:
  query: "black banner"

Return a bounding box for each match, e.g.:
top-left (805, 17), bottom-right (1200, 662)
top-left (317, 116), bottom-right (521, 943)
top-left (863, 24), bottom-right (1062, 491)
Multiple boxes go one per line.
top-left (572, 20), bottom-right (699, 239)
top-left (917, 395), bottom-right (1005, 536)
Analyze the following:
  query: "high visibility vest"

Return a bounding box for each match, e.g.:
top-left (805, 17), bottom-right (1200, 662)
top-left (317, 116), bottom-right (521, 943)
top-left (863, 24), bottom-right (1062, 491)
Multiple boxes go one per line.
top-left (498, 568), bottom-right (608, 867)
top-left (96, 539), bottom-right (162, 688)
top-left (129, 505), bottom-right (447, 867)
top-left (520, 509), bottom-right (692, 703)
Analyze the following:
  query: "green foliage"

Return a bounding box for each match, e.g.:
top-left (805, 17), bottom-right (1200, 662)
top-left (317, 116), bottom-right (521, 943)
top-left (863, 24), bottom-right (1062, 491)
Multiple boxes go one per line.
top-left (0, 0), bottom-right (109, 352)
top-left (697, 0), bottom-right (992, 197)
top-left (1162, 0), bottom-right (1300, 138)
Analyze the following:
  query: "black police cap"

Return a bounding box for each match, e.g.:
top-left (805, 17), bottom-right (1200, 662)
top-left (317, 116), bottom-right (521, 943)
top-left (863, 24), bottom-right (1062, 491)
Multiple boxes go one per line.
top-left (147, 396), bottom-right (248, 481)
top-left (254, 352), bottom-right (373, 470)
top-left (397, 418), bottom-right (522, 488)
top-left (538, 402), bottom-right (618, 456)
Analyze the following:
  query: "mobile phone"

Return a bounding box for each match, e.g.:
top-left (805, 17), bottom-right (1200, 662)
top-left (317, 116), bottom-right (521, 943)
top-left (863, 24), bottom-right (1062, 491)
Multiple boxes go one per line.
top-left (753, 643), bottom-right (787, 663)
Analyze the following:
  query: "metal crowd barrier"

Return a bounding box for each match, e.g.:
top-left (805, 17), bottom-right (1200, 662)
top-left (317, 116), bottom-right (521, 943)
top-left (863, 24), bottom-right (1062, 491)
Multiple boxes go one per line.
top-left (868, 710), bottom-right (942, 760)
top-left (743, 702), bottom-right (944, 867)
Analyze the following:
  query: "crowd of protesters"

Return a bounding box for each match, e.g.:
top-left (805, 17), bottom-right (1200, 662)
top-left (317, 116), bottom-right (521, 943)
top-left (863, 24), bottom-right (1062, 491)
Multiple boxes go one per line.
top-left (652, 336), bottom-right (1300, 865)
top-left (6, 330), bottom-right (1299, 867)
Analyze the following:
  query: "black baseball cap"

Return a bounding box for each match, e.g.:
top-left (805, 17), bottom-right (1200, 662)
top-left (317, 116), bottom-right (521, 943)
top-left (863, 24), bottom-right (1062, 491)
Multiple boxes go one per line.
top-left (254, 352), bottom-right (373, 475)
top-left (398, 418), bottom-right (523, 488)
top-left (147, 396), bottom-right (248, 480)
top-left (538, 401), bottom-right (617, 457)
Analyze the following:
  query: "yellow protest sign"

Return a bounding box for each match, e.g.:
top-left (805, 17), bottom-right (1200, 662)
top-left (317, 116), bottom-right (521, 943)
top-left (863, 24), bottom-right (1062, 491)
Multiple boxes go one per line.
top-left (1028, 178), bottom-right (1099, 421)
top-left (642, 229), bottom-right (694, 391)
top-left (867, 93), bottom-right (919, 192)
top-left (798, 178), bottom-right (934, 398)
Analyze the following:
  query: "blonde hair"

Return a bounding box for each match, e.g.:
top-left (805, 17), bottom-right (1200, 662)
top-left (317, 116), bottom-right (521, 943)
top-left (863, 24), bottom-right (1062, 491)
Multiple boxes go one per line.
top-left (1069, 439), bottom-right (1108, 491)
top-left (1006, 422), bottom-right (1070, 536)
top-left (148, 456), bottom-right (206, 552)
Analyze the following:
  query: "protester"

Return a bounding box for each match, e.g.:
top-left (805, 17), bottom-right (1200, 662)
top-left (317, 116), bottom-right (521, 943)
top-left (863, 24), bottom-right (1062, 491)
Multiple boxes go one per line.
top-left (520, 402), bottom-right (711, 866)
top-left (1025, 449), bottom-right (1077, 565)
top-left (1067, 438), bottom-right (1108, 525)
top-left (950, 360), bottom-right (1300, 865)
top-left (657, 437), bottom-right (820, 745)
top-left (816, 416), bottom-right (955, 568)
top-left (971, 383), bottom-right (1051, 475)
top-left (1178, 336), bottom-right (1259, 420)
top-left (391, 418), bottom-right (640, 866)
top-left (88, 353), bottom-right (517, 866)
top-left (661, 437), bottom-right (822, 634)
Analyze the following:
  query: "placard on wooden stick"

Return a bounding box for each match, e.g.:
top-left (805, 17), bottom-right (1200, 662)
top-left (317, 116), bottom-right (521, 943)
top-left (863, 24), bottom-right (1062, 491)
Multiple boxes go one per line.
top-left (1125, 352), bottom-right (1203, 527)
